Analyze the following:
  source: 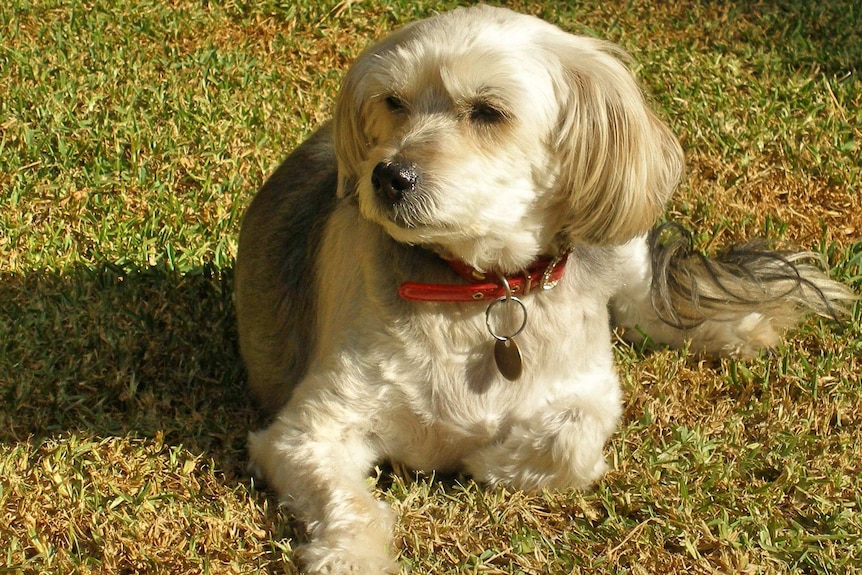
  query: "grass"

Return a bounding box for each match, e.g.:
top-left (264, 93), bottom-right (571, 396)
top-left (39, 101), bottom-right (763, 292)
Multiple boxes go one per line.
top-left (1, 0), bottom-right (860, 573)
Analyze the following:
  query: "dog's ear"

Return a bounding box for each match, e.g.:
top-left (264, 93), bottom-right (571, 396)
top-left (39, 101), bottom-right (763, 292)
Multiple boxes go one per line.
top-left (333, 23), bottom-right (422, 199)
top-left (545, 34), bottom-right (684, 245)
top-left (333, 65), bottom-right (366, 199)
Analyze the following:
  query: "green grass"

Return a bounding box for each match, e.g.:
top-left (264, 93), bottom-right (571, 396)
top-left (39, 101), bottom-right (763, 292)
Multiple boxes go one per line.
top-left (1, 0), bottom-right (860, 573)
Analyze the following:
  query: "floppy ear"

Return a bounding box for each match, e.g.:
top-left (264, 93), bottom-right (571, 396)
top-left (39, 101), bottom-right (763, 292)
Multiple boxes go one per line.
top-left (545, 34), bottom-right (684, 245)
top-left (332, 60), bottom-right (366, 199)
top-left (332, 22), bottom-right (422, 199)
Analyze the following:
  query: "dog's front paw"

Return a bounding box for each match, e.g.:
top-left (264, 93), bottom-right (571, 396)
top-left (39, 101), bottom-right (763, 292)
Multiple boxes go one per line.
top-left (467, 395), bottom-right (620, 491)
top-left (300, 537), bottom-right (399, 575)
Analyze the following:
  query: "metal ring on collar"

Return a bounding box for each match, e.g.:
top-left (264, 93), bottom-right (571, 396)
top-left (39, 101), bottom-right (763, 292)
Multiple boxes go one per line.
top-left (484, 295), bottom-right (528, 342)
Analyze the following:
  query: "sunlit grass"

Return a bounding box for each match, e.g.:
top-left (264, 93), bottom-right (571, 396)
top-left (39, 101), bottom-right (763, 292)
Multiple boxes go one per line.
top-left (1, 0), bottom-right (860, 573)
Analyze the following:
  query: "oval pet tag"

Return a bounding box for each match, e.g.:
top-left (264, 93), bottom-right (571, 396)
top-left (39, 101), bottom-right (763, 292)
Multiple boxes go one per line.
top-left (485, 278), bottom-right (528, 382)
top-left (494, 337), bottom-right (523, 381)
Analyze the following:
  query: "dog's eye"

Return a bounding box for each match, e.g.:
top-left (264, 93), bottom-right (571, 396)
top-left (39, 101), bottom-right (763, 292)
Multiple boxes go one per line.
top-left (384, 95), bottom-right (406, 113)
top-left (468, 101), bottom-right (508, 125)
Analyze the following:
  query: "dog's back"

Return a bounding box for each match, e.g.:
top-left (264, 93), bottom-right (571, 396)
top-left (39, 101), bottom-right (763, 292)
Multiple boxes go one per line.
top-left (235, 123), bottom-right (338, 411)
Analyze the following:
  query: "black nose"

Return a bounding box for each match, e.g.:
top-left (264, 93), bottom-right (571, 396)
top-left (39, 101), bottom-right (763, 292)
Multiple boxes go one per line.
top-left (371, 161), bottom-right (420, 203)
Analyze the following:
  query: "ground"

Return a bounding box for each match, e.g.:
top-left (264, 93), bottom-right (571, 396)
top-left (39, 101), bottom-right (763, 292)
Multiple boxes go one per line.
top-left (1, 1), bottom-right (860, 573)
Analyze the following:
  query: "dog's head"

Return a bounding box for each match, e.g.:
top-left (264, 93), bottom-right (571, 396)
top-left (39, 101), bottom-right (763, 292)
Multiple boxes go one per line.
top-left (334, 5), bottom-right (683, 272)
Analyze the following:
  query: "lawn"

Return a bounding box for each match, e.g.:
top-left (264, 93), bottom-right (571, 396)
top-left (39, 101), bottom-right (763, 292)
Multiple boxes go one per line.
top-left (1, 0), bottom-right (860, 573)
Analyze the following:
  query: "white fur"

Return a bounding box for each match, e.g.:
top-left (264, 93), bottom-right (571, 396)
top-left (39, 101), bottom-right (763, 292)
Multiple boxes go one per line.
top-left (236, 6), bottom-right (826, 574)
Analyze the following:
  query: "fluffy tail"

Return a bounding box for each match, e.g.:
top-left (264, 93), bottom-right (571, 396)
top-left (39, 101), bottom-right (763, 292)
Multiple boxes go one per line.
top-left (612, 224), bottom-right (858, 358)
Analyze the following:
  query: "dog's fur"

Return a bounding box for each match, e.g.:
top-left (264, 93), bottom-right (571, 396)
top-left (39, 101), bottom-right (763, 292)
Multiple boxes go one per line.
top-left (235, 6), bottom-right (855, 574)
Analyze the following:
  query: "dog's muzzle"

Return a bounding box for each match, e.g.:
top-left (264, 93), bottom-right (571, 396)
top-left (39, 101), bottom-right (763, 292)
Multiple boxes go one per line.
top-left (372, 160), bottom-right (421, 205)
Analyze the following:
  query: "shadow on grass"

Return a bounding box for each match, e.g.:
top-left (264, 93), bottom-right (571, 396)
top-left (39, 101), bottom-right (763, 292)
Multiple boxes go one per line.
top-left (0, 262), bottom-right (261, 480)
top-left (708, 0), bottom-right (861, 75)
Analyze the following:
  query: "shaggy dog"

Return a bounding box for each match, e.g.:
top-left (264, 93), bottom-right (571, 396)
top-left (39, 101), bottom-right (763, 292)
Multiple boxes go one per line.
top-left (235, 6), bottom-right (855, 573)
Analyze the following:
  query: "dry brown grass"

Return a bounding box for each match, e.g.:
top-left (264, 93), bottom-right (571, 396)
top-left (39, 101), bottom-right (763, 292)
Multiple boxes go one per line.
top-left (1, 0), bottom-right (859, 573)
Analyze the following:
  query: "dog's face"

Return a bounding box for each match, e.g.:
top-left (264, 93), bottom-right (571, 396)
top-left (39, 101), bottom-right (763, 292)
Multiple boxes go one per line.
top-left (334, 5), bottom-right (683, 272)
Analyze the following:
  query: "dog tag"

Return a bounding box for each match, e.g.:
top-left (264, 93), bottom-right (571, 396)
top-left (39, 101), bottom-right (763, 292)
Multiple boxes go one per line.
top-left (494, 337), bottom-right (523, 381)
top-left (486, 277), bottom-right (528, 382)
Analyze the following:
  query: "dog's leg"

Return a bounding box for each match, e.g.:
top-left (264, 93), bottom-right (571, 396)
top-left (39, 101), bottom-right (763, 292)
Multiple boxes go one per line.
top-left (611, 228), bottom-right (856, 358)
top-left (248, 403), bottom-right (397, 575)
top-left (464, 387), bottom-right (622, 491)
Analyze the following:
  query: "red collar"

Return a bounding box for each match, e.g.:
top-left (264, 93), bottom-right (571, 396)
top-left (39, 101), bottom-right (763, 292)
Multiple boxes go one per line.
top-left (398, 253), bottom-right (569, 302)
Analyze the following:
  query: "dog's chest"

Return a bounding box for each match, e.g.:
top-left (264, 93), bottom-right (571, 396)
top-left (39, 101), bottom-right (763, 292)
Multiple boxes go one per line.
top-left (372, 290), bottom-right (614, 468)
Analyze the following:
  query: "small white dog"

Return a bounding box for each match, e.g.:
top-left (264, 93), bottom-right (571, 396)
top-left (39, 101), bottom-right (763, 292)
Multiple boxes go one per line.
top-left (235, 6), bottom-right (854, 574)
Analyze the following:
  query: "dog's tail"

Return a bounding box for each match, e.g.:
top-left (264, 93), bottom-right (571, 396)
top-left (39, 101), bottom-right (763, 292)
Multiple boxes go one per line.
top-left (612, 224), bottom-right (858, 357)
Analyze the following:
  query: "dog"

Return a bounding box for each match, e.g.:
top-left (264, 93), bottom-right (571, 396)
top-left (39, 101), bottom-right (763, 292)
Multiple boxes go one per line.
top-left (234, 5), bottom-right (856, 573)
